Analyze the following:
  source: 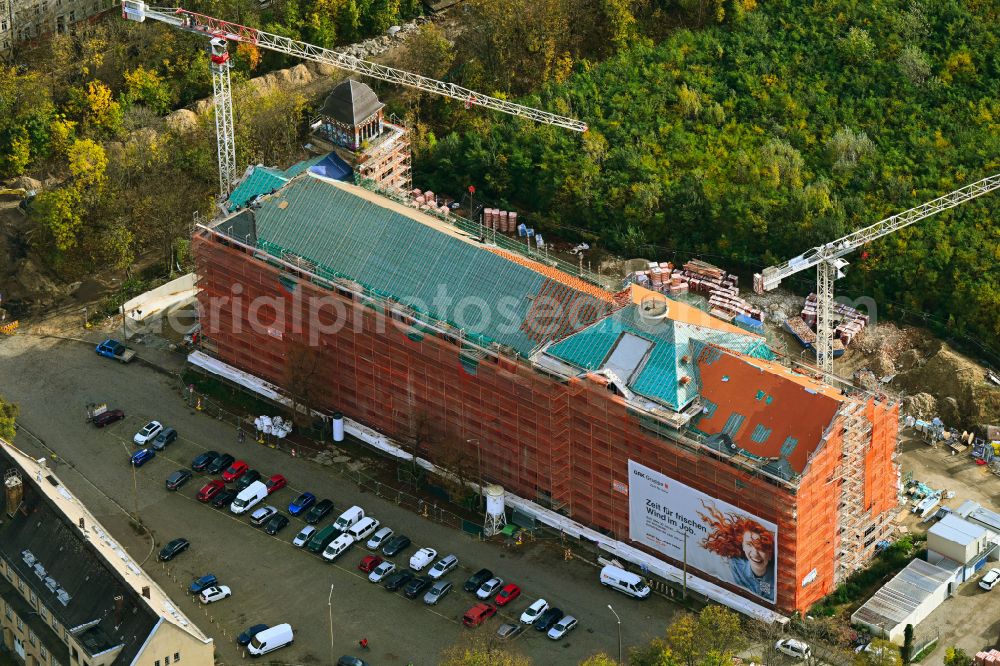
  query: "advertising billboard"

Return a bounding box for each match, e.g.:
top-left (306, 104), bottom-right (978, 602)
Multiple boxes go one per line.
top-left (628, 460), bottom-right (778, 603)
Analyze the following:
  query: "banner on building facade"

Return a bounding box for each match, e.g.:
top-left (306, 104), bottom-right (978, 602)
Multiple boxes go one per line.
top-left (627, 460), bottom-right (778, 603)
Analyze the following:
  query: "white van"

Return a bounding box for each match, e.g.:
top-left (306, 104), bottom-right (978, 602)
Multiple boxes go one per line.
top-left (230, 480), bottom-right (268, 515)
top-left (348, 516), bottom-right (380, 541)
top-left (600, 565), bottom-right (651, 599)
top-left (322, 533), bottom-right (355, 562)
top-left (332, 505), bottom-right (365, 532)
top-left (247, 623), bottom-right (293, 656)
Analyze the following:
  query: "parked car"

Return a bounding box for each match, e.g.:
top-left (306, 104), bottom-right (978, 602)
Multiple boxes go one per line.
top-left (497, 623), bottom-right (525, 640)
top-left (237, 624), bottom-right (269, 647)
top-left (133, 421), bottom-right (163, 446)
top-left (336, 657), bottom-right (369, 666)
top-left (197, 480), bottom-right (226, 502)
top-left (464, 568), bottom-right (494, 593)
top-left (165, 469), bottom-right (192, 491)
top-left (383, 569), bottom-right (415, 592)
top-left (322, 534), bottom-right (355, 562)
top-left (981, 568), bottom-right (1000, 591)
top-left (368, 561), bottom-right (395, 583)
top-left (151, 427), bottom-right (178, 451)
top-left (93, 409), bottom-right (125, 427)
top-left (547, 615), bottom-right (578, 640)
top-left (533, 608), bottom-right (564, 632)
top-left (158, 538), bottom-right (190, 561)
top-left (264, 513), bottom-right (290, 535)
top-left (199, 585), bottom-right (232, 604)
top-left (476, 577), bottom-right (504, 600)
top-left (189, 574), bottom-right (218, 594)
top-left (520, 599), bottom-right (549, 624)
top-left (292, 525), bottom-right (317, 548)
top-left (366, 527), bottom-right (394, 550)
top-left (207, 453), bottom-right (235, 475)
top-left (381, 534), bottom-right (411, 557)
top-left (409, 547), bottom-right (437, 571)
top-left (462, 603), bottom-right (497, 627)
top-left (423, 580), bottom-right (453, 605)
top-left (249, 505), bottom-right (278, 527)
top-left (775, 639), bottom-right (812, 660)
top-left (495, 583), bottom-right (521, 607)
top-left (237, 469), bottom-right (263, 491)
top-left (404, 575), bottom-right (433, 599)
top-left (222, 460), bottom-right (249, 482)
top-left (358, 555), bottom-right (384, 574)
top-left (192, 450), bottom-right (221, 472)
top-left (305, 499), bottom-right (334, 524)
top-left (428, 554), bottom-right (459, 580)
top-left (288, 492), bottom-right (316, 516)
top-left (211, 488), bottom-right (238, 509)
top-left (348, 517), bottom-right (380, 541)
top-left (265, 474), bottom-right (287, 494)
top-left (130, 448), bottom-right (155, 467)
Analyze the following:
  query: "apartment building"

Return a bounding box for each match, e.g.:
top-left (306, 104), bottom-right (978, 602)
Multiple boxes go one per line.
top-left (0, 0), bottom-right (116, 59)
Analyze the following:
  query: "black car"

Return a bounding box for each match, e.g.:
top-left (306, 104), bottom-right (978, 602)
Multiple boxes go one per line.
top-left (237, 623), bottom-right (268, 647)
top-left (191, 450), bottom-right (220, 472)
top-left (207, 453), bottom-right (235, 475)
top-left (403, 575), bottom-right (433, 599)
top-left (264, 513), bottom-right (289, 535)
top-left (381, 534), bottom-right (411, 558)
top-left (158, 538), bottom-right (190, 561)
top-left (305, 498), bottom-right (334, 525)
top-left (165, 469), bottom-right (193, 491)
top-left (152, 427), bottom-right (178, 451)
top-left (533, 607), bottom-right (564, 632)
top-left (235, 469), bottom-right (262, 492)
top-left (337, 657), bottom-right (369, 666)
top-left (211, 488), bottom-right (238, 509)
top-left (464, 568), bottom-right (494, 593)
top-left (383, 569), bottom-right (415, 592)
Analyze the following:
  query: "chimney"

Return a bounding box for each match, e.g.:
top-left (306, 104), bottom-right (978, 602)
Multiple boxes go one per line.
top-left (78, 517), bottom-right (85, 529)
top-left (141, 586), bottom-right (150, 599)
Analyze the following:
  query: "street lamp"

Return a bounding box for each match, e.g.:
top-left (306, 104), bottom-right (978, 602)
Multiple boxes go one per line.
top-left (328, 584), bottom-right (335, 666)
top-left (607, 604), bottom-right (622, 664)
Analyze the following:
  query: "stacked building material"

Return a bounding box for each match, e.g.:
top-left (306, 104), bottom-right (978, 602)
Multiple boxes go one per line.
top-left (626, 260), bottom-right (765, 320)
top-left (975, 650), bottom-right (1000, 665)
top-left (800, 293), bottom-right (869, 346)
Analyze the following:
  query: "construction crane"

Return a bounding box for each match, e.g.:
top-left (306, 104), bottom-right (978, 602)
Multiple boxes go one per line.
top-left (754, 173), bottom-right (1000, 375)
top-left (121, 1), bottom-right (587, 198)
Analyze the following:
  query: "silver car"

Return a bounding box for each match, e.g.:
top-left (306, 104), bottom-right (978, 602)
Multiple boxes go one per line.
top-left (423, 580), bottom-right (452, 605)
top-left (292, 525), bottom-right (316, 548)
top-left (428, 554), bottom-right (459, 580)
top-left (547, 615), bottom-right (578, 640)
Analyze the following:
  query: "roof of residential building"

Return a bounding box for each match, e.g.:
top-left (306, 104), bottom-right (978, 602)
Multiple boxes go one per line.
top-left (227, 155), bottom-right (332, 211)
top-left (319, 79), bottom-right (385, 126)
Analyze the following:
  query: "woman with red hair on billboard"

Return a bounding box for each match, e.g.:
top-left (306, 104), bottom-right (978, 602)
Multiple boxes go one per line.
top-left (699, 501), bottom-right (776, 601)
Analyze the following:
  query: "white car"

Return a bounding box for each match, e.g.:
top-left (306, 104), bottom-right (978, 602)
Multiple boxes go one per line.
top-left (775, 639), bottom-right (811, 660)
top-left (366, 526), bottom-right (393, 550)
top-left (368, 560), bottom-right (396, 583)
top-left (199, 585), bottom-right (232, 604)
top-left (409, 547), bottom-right (437, 571)
top-left (133, 421), bottom-right (163, 446)
top-left (476, 577), bottom-right (504, 600)
top-left (547, 615), bottom-right (578, 640)
top-left (428, 554), bottom-right (458, 580)
top-left (519, 598), bottom-right (549, 624)
top-left (292, 525), bottom-right (316, 548)
top-left (981, 568), bottom-right (1000, 590)
top-left (249, 505), bottom-right (278, 527)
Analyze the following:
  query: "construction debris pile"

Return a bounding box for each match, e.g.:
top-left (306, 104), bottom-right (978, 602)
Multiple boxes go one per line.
top-left (801, 293), bottom-right (870, 346)
top-left (627, 259), bottom-right (764, 328)
top-left (407, 188), bottom-right (451, 217)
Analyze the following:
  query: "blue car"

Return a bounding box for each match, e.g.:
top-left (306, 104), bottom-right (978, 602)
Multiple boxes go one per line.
top-left (130, 449), bottom-right (155, 467)
top-left (236, 623), bottom-right (269, 646)
top-left (189, 574), bottom-right (218, 595)
top-left (288, 492), bottom-right (316, 516)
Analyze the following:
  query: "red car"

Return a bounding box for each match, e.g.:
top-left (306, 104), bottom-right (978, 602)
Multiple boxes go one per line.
top-left (358, 555), bottom-right (384, 573)
top-left (93, 409), bottom-right (125, 427)
top-left (265, 474), bottom-right (287, 494)
top-left (221, 460), bottom-right (249, 483)
top-left (197, 480), bottom-right (225, 502)
top-left (495, 583), bottom-right (521, 606)
top-left (462, 603), bottom-right (497, 627)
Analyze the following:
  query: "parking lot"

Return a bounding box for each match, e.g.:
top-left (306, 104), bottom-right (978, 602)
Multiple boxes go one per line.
top-left (0, 333), bottom-right (679, 665)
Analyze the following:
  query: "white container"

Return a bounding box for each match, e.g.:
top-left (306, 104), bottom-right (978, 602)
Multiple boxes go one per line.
top-left (332, 412), bottom-right (345, 442)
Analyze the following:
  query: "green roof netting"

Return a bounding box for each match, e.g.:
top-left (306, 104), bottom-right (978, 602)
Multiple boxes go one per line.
top-left (227, 156), bottom-right (328, 211)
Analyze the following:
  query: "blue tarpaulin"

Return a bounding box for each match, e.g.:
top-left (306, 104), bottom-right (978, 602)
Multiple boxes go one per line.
top-left (308, 153), bottom-right (353, 182)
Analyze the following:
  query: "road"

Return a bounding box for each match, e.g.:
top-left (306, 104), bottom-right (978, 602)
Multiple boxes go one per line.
top-left (0, 333), bottom-right (680, 665)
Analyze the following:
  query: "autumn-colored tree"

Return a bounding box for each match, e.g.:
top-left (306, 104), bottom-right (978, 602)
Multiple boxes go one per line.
top-left (82, 81), bottom-right (124, 134)
top-left (404, 24), bottom-right (455, 80)
top-left (0, 395), bottom-right (18, 442)
top-left (123, 66), bottom-right (174, 114)
top-left (580, 654), bottom-right (621, 666)
top-left (439, 635), bottom-right (531, 666)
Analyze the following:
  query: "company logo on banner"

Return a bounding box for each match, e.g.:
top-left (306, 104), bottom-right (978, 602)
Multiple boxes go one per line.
top-left (627, 460), bottom-right (778, 603)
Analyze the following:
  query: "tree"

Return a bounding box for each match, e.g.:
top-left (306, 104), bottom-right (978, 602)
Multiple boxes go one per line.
top-left (836, 27), bottom-right (876, 65)
top-left (580, 654), bottom-right (622, 666)
top-left (901, 624), bottom-right (914, 664)
top-left (439, 635), bottom-right (531, 666)
top-left (404, 24), bottom-right (455, 80)
top-left (82, 81), bottom-right (124, 134)
top-left (855, 639), bottom-right (902, 666)
top-left (284, 340), bottom-right (326, 425)
top-left (944, 648), bottom-right (974, 666)
top-left (123, 66), bottom-right (174, 114)
top-left (67, 139), bottom-right (109, 192)
top-left (897, 46), bottom-right (931, 86)
top-left (0, 395), bottom-right (17, 442)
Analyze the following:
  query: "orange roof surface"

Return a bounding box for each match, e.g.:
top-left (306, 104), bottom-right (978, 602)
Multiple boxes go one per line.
top-left (486, 247), bottom-right (615, 303)
top-left (693, 345), bottom-right (844, 473)
top-left (628, 284), bottom-right (757, 337)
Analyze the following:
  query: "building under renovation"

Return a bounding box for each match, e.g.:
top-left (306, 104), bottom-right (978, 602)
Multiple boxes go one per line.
top-left (0, 0), bottom-right (115, 57)
top-left (192, 168), bottom-right (900, 616)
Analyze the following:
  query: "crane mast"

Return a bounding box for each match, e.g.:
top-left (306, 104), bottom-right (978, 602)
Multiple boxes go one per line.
top-left (755, 172), bottom-right (1000, 375)
top-left (121, 1), bottom-right (587, 197)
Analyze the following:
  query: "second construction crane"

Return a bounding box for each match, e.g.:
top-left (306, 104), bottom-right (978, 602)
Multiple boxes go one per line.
top-left (755, 173), bottom-right (1000, 375)
top-left (122, 2), bottom-right (587, 199)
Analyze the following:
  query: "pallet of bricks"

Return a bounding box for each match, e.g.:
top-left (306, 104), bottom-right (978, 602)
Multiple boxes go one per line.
top-left (627, 259), bottom-right (764, 324)
top-left (976, 650), bottom-right (1000, 665)
top-left (800, 293), bottom-right (869, 346)
top-left (629, 261), bottom-right (682, 294)
top-left (408, 188), bottom-right (450, 217)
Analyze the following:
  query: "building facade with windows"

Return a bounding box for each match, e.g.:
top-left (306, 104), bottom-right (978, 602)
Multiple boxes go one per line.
top-left (0, 0), bottom-right (117, 59)
top-left (0, 439), bottom-right (215, 666)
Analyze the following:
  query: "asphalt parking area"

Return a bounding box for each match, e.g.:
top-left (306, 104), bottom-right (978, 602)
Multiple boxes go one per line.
top-left (0, 334), bottom-right (679, 665)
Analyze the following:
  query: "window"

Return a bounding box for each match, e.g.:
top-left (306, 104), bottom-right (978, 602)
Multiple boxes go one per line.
top-left (39, 606), bottom-right (46, 620)
top-left (30, 590), bottom-right (37, 605)
top-left (29, 630), bottom-right (37, 646)
top-left (165, 657), bottom-right (170, 665)
top-left (41, 645), bottom-right (48, 660)
top-left (4, 605), bottom-right (11, 620)
top-left (17, 617), bottom-right (23, 631)
top-left (155, 661), bottom-right (160, 666)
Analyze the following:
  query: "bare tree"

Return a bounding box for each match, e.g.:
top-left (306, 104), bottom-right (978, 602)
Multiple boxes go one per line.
top-left (284, 339), bottom-right (325, 426)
